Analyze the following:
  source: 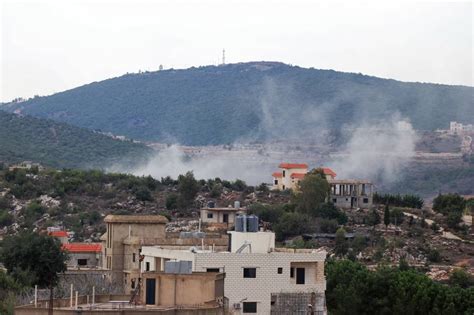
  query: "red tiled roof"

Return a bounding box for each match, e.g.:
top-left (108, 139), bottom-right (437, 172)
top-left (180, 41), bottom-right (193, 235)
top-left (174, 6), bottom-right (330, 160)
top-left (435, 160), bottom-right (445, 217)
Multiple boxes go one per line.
top-left (322, 168), bottom-right (337, 178)
top-left (279, 163), bottom-right (308, 169)
top-left (290, 173), bottom-right (306, 179)
top-left (62, 243), bottom-right (102, 253)
top-left (272, 172), bottom-right (283, 178)
top-left (49, 231), bottom-right (68, 237)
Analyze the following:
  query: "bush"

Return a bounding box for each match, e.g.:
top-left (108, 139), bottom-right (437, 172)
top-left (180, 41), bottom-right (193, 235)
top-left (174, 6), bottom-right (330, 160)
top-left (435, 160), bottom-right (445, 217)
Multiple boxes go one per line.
top-left (134, 187), bottom-right (153, 202)
top-left (309, 203), bottom-right (347, 224)
top-left (433, 193), bottom-right (466, 215)
top-left (427, 248), bottom-right (441, 263)
top-left (449, 269), bottom-right (473, 288)
top-left (231, 179), bottom-right (247, 191)
top-left (0, 210), bottom-right (13, 227)
top-left (248, 203), bottom-right (284, 224)
top-left (209, 184), bottom-right (223, 198)
top-left (165, 194), bottom-right (178, 210)
top-left (274, 212), bottom-right (313, 241)
top-left (446, 211), bottom-right (462, 229)
top-left (319, 219), bottom-right (338, 233)
top-left (390, 208), bottom-right (404, 225)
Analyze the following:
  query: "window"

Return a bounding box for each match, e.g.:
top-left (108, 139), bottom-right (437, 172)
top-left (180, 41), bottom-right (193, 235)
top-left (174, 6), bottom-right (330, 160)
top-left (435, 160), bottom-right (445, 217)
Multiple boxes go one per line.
top-left (277, 267), bottom-right (283, 274)
top-left (146, 262), bottom-right (150, 271)
top-left (290, 267), bottom-right (294, 278)
top-left (282, 185), bottom-right (286, 190)
top-left (131, 279), bottom-right (136, 289)
top-left (133, 253), bottom-right (136, 262)
top-left (207, 213), bottom-right (213, 219)
top-left (333, 198), bottom-right (337, 203)
top-left (207, 268), bottom-right (220, 272)
top-left (77, 259), bottom-right (88, 266)
top-left (274, 179), bottom-right (278, 185)
top-left (243, 302), bottom-right (257, 313)
top-left (243, 268), bottom-right (256, 278)
top-left (282, 170), bottom-right (286, 177)
top-left (363, 198), bottom-right (369, 203)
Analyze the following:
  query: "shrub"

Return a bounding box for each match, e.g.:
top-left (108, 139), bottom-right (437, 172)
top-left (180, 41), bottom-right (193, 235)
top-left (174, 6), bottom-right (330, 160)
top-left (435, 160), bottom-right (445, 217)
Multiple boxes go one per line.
top-left (427, 248), bottom-right (441, 263)
top-left (433, 193), bottom-right (465, 215)
top-left (390, 208), bottom-right (404, 225)
top-left (319, 219), bottom-right (338, 233)
top-left (166, 194), bottom-right (178, 210)
top-left (273, 212), bottom-right (313, 241)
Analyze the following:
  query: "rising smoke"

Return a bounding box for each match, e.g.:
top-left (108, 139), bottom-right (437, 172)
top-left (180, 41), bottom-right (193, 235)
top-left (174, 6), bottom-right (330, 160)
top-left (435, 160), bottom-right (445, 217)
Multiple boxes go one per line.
top-left (327, 116), bottom-right (417, 183)
top-left (121, 77), bottom-right (419, 186)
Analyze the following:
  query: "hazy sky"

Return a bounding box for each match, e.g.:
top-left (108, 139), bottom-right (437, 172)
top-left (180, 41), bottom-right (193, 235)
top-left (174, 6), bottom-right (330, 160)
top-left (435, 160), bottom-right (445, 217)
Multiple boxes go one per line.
top-left (1, 0), bottom-right (472, 102)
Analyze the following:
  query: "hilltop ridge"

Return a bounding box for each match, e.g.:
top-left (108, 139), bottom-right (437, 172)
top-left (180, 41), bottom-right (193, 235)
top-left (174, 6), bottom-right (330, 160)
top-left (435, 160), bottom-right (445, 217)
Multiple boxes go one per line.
top-left (3, 62), bottom-right (473, 145)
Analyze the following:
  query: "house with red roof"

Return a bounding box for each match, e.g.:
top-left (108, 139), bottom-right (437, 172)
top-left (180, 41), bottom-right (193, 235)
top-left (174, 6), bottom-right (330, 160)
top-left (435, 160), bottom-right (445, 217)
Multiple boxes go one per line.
top-left (48, 230), bottom-right (69, 244)
top-left (272, 163), bottom-right (308, 191)
top-left (62, 243), bottom-right (102, 268)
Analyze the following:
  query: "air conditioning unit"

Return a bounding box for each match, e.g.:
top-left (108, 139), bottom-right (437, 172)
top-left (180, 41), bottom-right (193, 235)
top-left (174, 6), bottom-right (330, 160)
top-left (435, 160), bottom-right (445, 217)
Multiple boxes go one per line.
top-left (233, 303), bottom-right (241, 309)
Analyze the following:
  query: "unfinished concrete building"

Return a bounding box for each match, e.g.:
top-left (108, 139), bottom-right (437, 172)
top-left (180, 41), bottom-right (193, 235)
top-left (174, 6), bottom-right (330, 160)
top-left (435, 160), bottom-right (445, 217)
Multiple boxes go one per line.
top-left (101, 215), bottom-right (229, 294)
top-left (328, 179), bottom-right (373, 209)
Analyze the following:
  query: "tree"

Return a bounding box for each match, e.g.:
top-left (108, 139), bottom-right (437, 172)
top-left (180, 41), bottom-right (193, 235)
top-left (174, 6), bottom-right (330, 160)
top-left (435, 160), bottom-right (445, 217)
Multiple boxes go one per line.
top-left (273, 212), bottom-right (312, 241)
top-left (165, 194), bottom-right (178, 210)
top-left (248, 203), bottom-right (284, 224)
top-left (433, 193), bottom-right (466, 215)
top-left (0, 233), bottom-right (68, 315)
top-left (383, 204), bottom-right (390, 228)
top-left (177, 171), bottom-right (200, 207)
top-left (294, 173), bottom-right (329, 215)
top-left (449, 269), bottom-right (473, 288)
top-left (319, 219), bottom-right (338, 233)
top-left (314, 203), bottom-right (347, 224)
top-left (334, 227), bottom-right (348, 257)
top-left (367, 209), bottom-right (381, 227)
top-left (446, 211), bottom-right (462, 229)
top-left (390, 208), bottom-right (404, 226)
top-left (134, 186), bottom-right (153, 202)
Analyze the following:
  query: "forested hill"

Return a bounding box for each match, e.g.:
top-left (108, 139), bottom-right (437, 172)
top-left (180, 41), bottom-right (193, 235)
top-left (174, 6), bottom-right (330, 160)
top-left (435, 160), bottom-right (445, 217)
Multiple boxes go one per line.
top-left (3, 62), bottom-right (473, 145)
top-left (0, 110), bottom-right (152, 169)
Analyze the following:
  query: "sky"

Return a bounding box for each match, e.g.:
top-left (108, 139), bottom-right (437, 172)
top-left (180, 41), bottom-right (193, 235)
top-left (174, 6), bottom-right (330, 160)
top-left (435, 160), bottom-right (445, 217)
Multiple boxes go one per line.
top-left (0, 0), bottom-right (472, 102)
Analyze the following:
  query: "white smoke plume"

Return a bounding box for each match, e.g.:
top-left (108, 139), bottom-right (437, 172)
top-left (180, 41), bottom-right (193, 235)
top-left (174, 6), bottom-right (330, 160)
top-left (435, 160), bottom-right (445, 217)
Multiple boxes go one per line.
top-left (127, 145), bottom-right (271, 184)
top-left (327, 115), bottom-right (417, 183)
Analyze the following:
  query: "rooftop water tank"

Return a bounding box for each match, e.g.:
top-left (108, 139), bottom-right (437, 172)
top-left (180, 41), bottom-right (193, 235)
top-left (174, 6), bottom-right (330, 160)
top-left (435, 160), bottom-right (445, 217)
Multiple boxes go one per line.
top-left (246, 215), bottom-right (259, 232)
top-left (235, 215), bottom-right (245, 232)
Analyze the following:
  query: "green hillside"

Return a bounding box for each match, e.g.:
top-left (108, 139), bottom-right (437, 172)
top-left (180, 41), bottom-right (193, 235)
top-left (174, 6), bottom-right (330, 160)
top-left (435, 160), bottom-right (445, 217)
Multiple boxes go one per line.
top-left (3, 62), bottom-right (473, 145)
top-left (0, 110), bottom-right (152, 169)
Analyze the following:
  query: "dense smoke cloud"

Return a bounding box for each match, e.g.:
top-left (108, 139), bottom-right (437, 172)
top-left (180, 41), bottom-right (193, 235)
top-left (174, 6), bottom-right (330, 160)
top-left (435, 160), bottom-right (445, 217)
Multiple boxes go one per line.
top-left (118, 77), bottom-right (419, 186)
top-left (328, 116), bottom-right (417, 183)
top-left (127, 145), bottom-right (271, 184)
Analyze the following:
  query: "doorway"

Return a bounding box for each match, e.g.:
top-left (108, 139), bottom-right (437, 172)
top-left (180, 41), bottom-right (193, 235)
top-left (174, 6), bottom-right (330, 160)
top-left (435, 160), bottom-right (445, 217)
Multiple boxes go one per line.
top-left (296, 268), bottom-right (305, 284)
top-left (145, 278), bottom-right (156, 305)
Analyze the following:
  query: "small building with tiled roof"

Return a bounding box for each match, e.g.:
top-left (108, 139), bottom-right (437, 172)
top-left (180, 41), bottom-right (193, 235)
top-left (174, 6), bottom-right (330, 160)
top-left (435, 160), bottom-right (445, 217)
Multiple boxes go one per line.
top-left (62, 243), bottom-right (102, 268)
top-left (48, 230), bottom-right (69, 244)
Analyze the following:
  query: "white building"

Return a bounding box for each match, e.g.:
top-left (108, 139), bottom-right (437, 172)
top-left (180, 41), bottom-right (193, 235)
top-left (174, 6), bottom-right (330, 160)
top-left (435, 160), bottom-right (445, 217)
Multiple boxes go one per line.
top-left (272, 163), bottom-right (308, 191)
top-left (450, 121), bottom-right (474, 135)
top-left (200, 206), bottom-right (247, 226)
top-left (272, 163), bottom-right (337, 191)
top-left (141, 230), bottom-right (327, 314)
